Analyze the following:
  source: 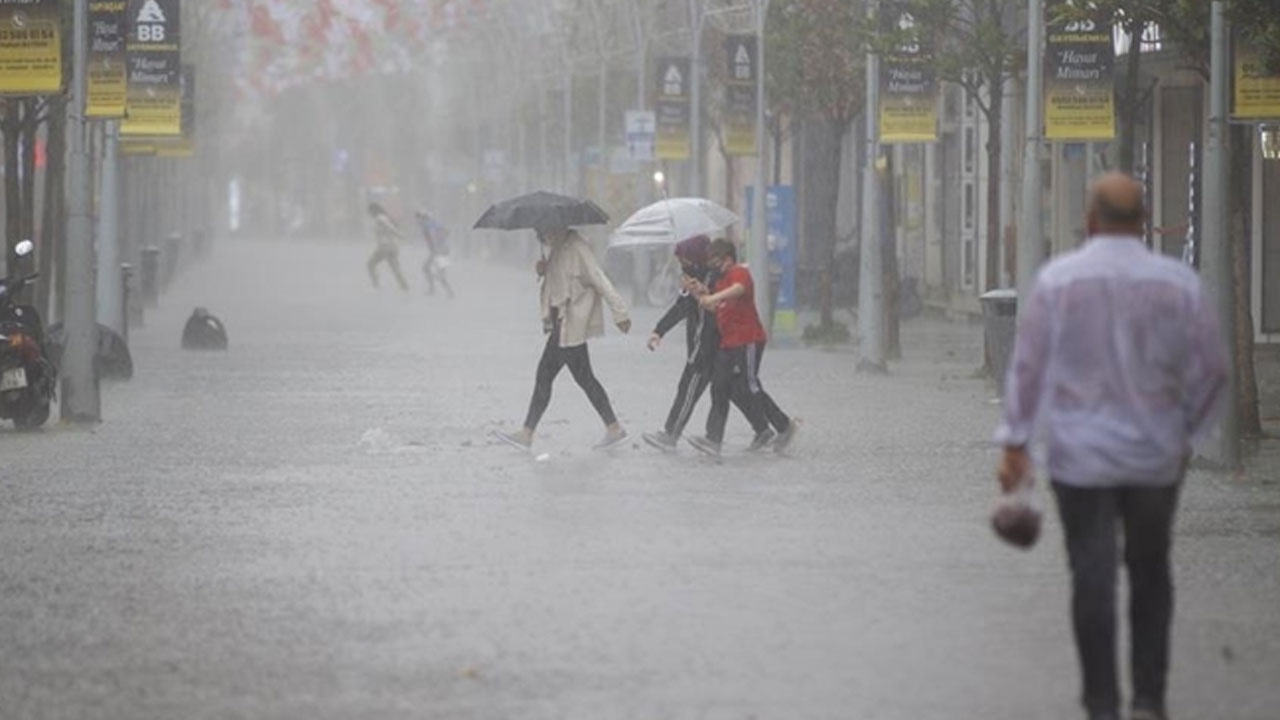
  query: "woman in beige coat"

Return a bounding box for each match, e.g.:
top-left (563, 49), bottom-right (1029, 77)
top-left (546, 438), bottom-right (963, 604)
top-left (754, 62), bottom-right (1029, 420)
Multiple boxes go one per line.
top-left (494, 227), bottom-right (631, 450)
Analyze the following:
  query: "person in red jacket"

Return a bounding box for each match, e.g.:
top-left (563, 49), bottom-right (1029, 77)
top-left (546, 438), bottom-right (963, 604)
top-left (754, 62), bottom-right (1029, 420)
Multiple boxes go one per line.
top-left (686, 239), bottom-right (799, 456)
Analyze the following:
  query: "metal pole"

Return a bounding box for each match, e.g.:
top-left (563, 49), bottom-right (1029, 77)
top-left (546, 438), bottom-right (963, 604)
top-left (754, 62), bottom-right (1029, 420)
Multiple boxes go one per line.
top-left (632, 0), bottom-right (649, 209)
top-left (517, 104), bottom-right (529, 193)
top-left (1017, 0), bottom-right (1046, 304)
top-left (751, 0), bottom-right (771, 330)
top-left (1204, 1), bottom-right (1239, 468)
top-left (538, 80), bottom-right (549, 190)
top-left (999, 77), bottom-right (1016, 286)
top-left (564, 56), bottom-right (574, 194)
top-left (689, 0), bottom-right (703, 198)
top-left (96, 121), bottom-right (122, 334)
top-left (61, 0), bottom-right (100, 422)
top-left (857, 0), bottom-right (886, 373)
top-left (598, 65), bottom-right (608, 175)
top-left (587, 0), bottom-right (608, 179)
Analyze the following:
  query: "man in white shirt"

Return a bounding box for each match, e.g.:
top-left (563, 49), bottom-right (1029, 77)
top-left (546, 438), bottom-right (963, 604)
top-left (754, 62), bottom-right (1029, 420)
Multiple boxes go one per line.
top-left (995, 173), bottom-right (1228, 720)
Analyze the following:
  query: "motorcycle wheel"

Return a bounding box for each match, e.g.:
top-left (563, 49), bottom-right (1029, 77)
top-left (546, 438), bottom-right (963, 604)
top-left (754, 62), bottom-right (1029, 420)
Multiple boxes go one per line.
top-left (13, 401), bottom-right (50, 430)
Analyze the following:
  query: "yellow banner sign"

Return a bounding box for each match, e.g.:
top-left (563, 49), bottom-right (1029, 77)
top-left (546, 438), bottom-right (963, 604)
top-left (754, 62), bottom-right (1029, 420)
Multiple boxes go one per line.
top-left (0, 0), bottom-right (61, 95)
top-left (1044, 8), bottom-right (1116, 141)
top-left (120, 140), bottom-right (155, 156)
top-left (129, 64), bottom-right (195, 158)
top-left (878, 3), bottom-right (937, 144)
top-left (1234, 48), bottom-right (1280, 120)
top-left (122, 0), bottom-right (181, 137)
top-left (88, 1), bottom-right (128, 117)
top-left (154, 64), bottom-right (195, 156)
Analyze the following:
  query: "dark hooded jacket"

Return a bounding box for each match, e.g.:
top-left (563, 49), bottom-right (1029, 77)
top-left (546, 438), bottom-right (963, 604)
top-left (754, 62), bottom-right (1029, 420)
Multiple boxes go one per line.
top-left (652, 236), bottom-right (720, 367)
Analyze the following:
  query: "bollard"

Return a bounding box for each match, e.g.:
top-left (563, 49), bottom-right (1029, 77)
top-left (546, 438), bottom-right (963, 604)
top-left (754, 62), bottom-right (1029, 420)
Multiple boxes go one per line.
top-left (192, 229), bottom-right (208, 259)
top-left (140, 245), bottom-right (161, 307)
top-left (162, 232), bottom-right (182, 290)
top-left (120, 263), bottom-right (134, 341)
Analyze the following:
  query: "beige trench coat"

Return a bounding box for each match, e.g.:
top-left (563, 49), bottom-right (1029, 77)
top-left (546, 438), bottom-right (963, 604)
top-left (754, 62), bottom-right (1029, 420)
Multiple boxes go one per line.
top-left (539, 232), bottom-right (629, 347)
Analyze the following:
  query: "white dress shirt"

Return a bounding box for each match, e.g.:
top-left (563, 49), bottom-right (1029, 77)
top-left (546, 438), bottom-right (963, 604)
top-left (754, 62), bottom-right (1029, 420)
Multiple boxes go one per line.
top-left (995, 235), bottom-right (1228, 487)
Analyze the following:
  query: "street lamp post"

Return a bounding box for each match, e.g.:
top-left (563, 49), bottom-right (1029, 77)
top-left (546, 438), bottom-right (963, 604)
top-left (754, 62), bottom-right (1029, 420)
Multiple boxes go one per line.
top-left (751, 0), bottom-right (771, 332)
top-left (62, 0), bottom-right (100, 421)
top-left (689, 0), bottom-right (705, 198)
top-left (630, 0), bottom-right (649, 208)
top-left (1203, 1), bottom-right (1240, 468)
top-left (1018, 0), bottom-right (1046, 305)
top-left (857, 0), bottom-right (886, 372)
top-left (561, 43), bottom-right (574, 194)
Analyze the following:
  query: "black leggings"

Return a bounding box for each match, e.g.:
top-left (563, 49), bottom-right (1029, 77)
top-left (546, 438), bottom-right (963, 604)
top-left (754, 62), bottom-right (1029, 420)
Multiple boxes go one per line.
top-left (705, 342), bottom-right (790, 443)
top-left (524, 330), bottom-right (618, 430)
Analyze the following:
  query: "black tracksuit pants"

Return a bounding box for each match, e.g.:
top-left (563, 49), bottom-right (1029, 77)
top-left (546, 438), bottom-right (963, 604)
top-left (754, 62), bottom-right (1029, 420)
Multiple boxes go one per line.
top-left (664, 358), bottom-right (715, 438)
top-left (666, 349), bottom-right (785, 439)
top-left (523, 325), bottom-right (617, 430)
top-left (705, 342), bottom-right (790, 444)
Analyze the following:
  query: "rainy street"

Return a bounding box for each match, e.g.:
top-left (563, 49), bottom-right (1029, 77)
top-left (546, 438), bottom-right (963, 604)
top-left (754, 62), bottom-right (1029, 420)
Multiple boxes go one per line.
top-left (2, 238), bottom-right (1277, 720)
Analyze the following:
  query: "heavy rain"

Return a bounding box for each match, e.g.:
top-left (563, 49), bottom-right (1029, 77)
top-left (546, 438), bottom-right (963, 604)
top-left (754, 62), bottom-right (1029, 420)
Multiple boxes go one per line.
top-left (2, 1), bottom-right (1279, 719)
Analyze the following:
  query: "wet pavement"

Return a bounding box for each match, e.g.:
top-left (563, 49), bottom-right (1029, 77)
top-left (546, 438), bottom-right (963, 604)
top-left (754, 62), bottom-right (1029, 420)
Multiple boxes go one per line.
top-left (1, 237), bottom-right (1277, 720)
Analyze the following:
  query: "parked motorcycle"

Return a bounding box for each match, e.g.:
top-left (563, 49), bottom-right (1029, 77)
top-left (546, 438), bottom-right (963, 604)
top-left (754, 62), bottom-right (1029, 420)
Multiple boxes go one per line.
top-left (0, 240), bottom-right (56, 429)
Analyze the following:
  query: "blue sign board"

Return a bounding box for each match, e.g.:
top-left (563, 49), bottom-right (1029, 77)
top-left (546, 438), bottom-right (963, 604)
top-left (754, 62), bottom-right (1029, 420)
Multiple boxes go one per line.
top-left (745, 185), bottom-right (797, 315)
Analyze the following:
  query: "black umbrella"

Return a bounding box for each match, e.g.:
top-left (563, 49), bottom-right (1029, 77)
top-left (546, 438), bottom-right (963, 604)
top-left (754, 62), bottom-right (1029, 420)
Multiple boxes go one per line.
top-left (473, 191), bottom-right (609, 232)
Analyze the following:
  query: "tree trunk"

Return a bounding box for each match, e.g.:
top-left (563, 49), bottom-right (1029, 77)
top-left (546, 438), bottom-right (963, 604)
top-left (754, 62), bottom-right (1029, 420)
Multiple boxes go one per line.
top-left (883, 151), bottom-right (901, 360)
top-left (984, 86), bottom-right (1003, 291)
top-left (3, 101), bottom-right (22, 267)
top-left (1229, 125), bottom-right (1261, 437)
top-left (772, 119), bottom-right (784, 186)
top-left (38, 94), bottom-right (65, 320)
top-left (813, 118), bottom-right (844, 329)
top-left (1117, 18), bottom-right (1144, 173)
top-left (723, 153), bottom-right (737, 244)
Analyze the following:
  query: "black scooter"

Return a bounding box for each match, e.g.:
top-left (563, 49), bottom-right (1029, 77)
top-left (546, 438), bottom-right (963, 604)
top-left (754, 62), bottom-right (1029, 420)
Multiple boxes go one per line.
top-left (0, 240), bottom-right (56, 429)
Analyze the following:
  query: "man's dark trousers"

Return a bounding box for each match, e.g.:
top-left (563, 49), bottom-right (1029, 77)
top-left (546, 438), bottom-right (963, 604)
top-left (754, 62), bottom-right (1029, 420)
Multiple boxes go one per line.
top-left (1052, 481), bottom-right (1182, 718)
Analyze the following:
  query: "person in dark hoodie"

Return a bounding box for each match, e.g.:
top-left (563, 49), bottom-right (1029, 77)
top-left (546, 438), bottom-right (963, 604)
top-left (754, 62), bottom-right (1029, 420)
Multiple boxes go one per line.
top-left (642, 236), bottom-right (776, 453)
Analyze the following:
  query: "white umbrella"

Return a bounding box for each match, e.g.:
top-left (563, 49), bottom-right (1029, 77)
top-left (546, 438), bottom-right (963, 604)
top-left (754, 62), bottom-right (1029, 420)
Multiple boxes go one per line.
top-left (608, 197), bottom-right (740, 249)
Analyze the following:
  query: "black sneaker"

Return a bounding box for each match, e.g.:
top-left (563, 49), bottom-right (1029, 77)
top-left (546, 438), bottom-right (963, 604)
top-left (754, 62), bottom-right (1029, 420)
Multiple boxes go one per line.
top-left (773, 417), bottom-right (801, 453)
top-left (747, 427), bottom-right (776, 452)
top-left (686, 435), bottom-right (722, 457)
top-left (642, 430), bottom-right (678, 453)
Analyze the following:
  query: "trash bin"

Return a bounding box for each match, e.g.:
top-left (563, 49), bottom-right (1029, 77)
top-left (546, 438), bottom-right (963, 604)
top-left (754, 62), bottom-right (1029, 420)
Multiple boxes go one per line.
top-left (140, 245), bottom-right (161, 307)
top-left (980, 289), bottom-right (1018, 392)
top-left (192, 229), bottom-right (209, 259)
top-left (162, 232), bottom-right (182, 290)
top-left (120, 263), bottom-right (134, 340)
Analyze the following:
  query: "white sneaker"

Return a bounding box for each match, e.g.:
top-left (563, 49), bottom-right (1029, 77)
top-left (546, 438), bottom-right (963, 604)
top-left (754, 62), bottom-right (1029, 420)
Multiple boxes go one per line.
top-left (773, 418), bottom-right (801, 453)
top-left (642, 430), bottom-right (678, 453)
top-left (594, 427), bottom-right (629, 450)
top-left (492, 429), bottom-right (532, 451)
top-left (686, 435), bottom-right (722, 457)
